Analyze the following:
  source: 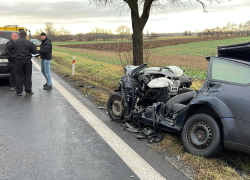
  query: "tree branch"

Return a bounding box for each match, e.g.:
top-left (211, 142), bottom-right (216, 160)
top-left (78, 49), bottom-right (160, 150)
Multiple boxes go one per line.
top-left (196, 0), bottom-right (208, 12)
top-left (123, 0), bottom-right (138, 13)
top-left (143, 0), bottom-right (154, 10)
top-left (139, 0), bottom-right (154, 30)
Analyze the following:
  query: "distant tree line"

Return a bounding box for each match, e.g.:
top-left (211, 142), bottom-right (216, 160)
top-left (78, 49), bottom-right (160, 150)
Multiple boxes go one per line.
top-left (194, 21), bottom-right (250, 37)
top-left (32, 22), bottom-right (132, 42)
top-left (32, 20), bottom-right (250, 42)
top-left (32, 22), bottom-right (73, 41)
top-left (197, 21), bottom-right (250, 37)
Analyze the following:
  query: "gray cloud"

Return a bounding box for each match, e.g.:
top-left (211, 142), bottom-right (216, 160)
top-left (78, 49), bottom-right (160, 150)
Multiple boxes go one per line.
top-left (0, 1), bottom-right (127, 24)
top-left (1, 0), bottom-right (247, 24)
top-left (0, 0), bottom-right (249, 34)
top-left (154, 0), bottom-right (250, 15)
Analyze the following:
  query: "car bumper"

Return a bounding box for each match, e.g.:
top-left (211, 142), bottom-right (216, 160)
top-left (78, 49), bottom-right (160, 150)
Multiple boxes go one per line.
top-left (0, 73), bottom-right (10, 78)
top-left (0, 62), bottom-right (10, 78)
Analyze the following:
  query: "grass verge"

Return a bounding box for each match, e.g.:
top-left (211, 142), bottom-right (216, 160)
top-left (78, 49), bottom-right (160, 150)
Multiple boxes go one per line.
top-left (156, 132), bottom-right (250, 180)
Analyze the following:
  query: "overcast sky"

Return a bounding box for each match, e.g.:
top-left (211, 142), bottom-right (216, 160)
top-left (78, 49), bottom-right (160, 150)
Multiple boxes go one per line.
top-left (0, 0), bottom-right (249, 35)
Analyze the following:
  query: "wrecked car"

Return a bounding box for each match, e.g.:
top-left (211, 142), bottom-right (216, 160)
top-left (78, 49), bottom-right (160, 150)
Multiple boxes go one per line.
top-left (107, 42), bottom-right (250, 158)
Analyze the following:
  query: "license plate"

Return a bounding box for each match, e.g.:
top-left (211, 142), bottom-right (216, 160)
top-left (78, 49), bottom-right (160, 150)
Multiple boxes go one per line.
top-left (0, 59), bottom-right (8, 62)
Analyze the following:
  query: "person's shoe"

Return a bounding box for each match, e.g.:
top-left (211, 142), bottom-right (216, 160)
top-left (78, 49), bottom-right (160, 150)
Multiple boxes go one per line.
top-left (26, 92), bottom-right (34, 96)
top-left (16, 93), bottom-right (22, 96)
top-left (43, 85), bottom-right (52, 90)
top-left (10, 87), bottom-right (15, 91)
top-left (43, 83), bottom-right (48, 87)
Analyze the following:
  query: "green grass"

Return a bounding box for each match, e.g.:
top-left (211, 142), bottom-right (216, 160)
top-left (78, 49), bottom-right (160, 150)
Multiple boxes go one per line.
top-left (183, 67), bottom-right (207, 80)
top-left (52, 51), bottom-right (123, 90)
top-left (152, 36), bottom-right (250, 57)
top-left (53, 47), bottom-right (121, 65)
top-left (53, 47), bottom-right (207, 80)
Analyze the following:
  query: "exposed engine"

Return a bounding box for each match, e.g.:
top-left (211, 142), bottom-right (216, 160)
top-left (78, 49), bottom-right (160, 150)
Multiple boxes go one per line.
top-left (116, 64), bottom-right (193, 120)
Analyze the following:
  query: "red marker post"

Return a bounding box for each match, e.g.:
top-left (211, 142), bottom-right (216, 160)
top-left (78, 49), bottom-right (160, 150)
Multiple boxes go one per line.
top-left (72, 56), bottom-right (75, 76)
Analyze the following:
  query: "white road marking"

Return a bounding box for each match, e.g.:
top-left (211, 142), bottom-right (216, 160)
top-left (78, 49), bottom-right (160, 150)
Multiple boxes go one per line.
top-left (32, 59), bottom-right (166, 180)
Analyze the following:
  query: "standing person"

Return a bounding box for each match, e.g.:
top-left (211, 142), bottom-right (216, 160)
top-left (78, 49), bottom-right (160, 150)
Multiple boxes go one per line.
top-left (5, 32), bottom-right (18, 91)
top-left (7, 30), bottom-right (37, 96)
top-left (37, 32), bottom-right (52, 90)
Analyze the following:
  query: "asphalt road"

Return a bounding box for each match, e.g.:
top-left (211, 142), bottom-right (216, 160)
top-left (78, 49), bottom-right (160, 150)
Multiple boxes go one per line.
top-left (0, 58), bottom-right (189, 180)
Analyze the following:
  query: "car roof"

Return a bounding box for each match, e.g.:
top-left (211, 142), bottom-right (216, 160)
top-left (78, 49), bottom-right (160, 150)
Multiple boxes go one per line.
top-left (0, 31), bottom-right (19, 34)
top-left (208, 56), bottom-right (250, 66)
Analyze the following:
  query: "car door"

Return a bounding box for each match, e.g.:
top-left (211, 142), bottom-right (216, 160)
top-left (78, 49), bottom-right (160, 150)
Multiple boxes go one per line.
top-left (207, 57), bottom-right (250, 146)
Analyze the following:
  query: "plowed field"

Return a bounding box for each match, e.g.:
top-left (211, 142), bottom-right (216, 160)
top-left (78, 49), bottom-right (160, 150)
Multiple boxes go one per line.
top-left (59, 36), bottom-right (240, 52)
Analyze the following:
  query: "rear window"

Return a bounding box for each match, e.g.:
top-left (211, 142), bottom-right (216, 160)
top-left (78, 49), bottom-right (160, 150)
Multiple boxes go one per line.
top-left (212, 59), bottom-right (250, 84)
top-left (30, 39), bottom-right (40, 43)
top-left (0, 31), bottom-right (12, 40)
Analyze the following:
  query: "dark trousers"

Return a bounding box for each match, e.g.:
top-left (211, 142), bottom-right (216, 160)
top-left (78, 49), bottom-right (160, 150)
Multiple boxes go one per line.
top-left (15, 60), bottom-right (32, 94)
top-left (9, 61), bottom-right (16, 87)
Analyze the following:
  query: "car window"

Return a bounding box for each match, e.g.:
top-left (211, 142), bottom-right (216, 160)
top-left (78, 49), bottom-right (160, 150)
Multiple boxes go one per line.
top-left (0, 32), bottom-right (11, 40)
top-left (212, 59), bottom-right (250, 84)
top-left (31, 39), bottom-right (39, 42)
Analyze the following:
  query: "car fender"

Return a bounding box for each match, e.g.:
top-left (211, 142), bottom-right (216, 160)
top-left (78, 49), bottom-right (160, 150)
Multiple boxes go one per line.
top-left (190, 95), bottom-right (233, 118)
top-left (180, 96), bottom-right (234, 144)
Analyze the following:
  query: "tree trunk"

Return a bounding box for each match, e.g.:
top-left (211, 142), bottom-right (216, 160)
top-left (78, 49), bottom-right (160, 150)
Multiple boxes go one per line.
top-left (131, 11), bottom-right (143, 66)
top-left (132, 31), bottom-right (143, 66)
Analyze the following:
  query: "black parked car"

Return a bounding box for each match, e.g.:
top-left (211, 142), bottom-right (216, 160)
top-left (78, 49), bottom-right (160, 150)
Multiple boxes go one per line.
top-left (107, 42), bottom-right (250, 157)
top-left (30, 39), bottom-right (41, 47)
top-left (0, 31), bottom-right (19, 78)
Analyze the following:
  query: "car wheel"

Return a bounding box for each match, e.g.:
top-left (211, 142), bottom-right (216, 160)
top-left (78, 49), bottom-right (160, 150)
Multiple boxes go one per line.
top-left (107, 91), bottom-right (126, 122)
top-left (181, 113), bottom-right (223, 158)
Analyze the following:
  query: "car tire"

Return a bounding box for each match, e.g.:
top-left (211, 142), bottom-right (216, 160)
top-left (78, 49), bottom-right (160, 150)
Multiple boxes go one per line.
top-left (107, 91), bottom-right (126, 122)
top-left (181, 113), bottom-right (223, 158)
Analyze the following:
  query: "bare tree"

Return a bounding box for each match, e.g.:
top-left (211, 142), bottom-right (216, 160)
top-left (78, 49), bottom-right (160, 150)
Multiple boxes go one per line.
top-left (90, 0), bottom-right (228, 65)
top-left (76, 33), bottom-right (85, 41)
top-left (115, 25), bottom-right (128, 40)
top-left (58, 26), bottom-right (72, 41)
top-left (85, 33), bottom-right (95, 41)
top-left (91, 27), bottom-right (102, 41)
top-left (33, 28), bottom-right (44, 39)
top-left (44, 22), bottom-right (57, 41)
top-left (125, 27), bottom-right (131, 40)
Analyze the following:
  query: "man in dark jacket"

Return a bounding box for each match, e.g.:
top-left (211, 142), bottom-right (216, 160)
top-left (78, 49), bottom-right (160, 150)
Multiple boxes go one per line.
top-left (5, 32), bottom-right (18, 91)
top-left (7, 30), bottom-right (37, 96)
top-left (37, 32), bottom-right (52, 90)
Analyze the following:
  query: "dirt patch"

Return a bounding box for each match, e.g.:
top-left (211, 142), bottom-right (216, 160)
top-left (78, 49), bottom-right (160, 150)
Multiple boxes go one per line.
top-left (59, 36), bottom-right (241, 52)
top-left (148, 55), bottom-right (209, 71)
